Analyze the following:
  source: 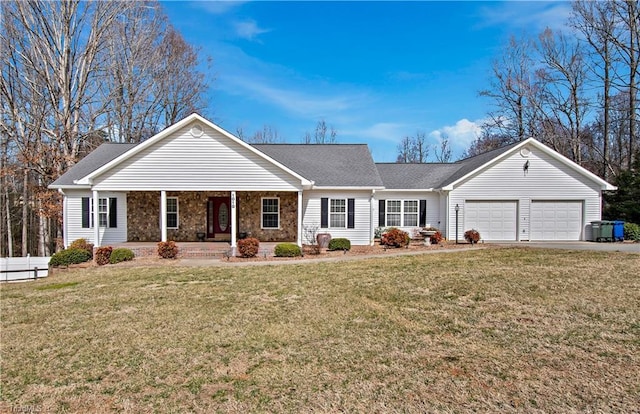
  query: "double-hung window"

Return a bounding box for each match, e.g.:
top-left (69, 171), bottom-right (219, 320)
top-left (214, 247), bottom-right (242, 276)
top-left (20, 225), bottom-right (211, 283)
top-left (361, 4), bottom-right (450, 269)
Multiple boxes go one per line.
top-left (330, 199), bottom-right (346, 228)
top-left (166, 197), bottom-right (179, 229)
top-left (82, 197), bottom-right (117, 229)
top-left (386, 200), bottom-right (402, 226)
top-left (403, 200), bottom-right (418, 226)
top-left (262, 197), bottom-right (279, 229)
top-left (384, 199), bottom-right (419, 227)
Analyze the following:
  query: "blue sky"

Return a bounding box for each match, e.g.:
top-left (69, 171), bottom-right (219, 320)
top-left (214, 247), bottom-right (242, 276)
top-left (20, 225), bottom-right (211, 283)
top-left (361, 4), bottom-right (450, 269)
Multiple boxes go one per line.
top-left (161, 1), bottom-right (572, 161)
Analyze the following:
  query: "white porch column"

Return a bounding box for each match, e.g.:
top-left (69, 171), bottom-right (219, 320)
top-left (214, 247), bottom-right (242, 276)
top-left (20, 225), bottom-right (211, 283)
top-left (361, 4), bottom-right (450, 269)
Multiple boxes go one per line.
top-left (297, 191), bottom-right (303, 246)
top-left (160, 191), bottom-right (167, 242)
top-left (92, 190), bottom-right (100, 247)
top-left (230, 191), bottom-right (237, 248)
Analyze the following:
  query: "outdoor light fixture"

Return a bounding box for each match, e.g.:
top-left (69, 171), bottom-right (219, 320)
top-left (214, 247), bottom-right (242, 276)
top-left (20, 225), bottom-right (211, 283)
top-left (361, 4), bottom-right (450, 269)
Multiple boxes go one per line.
top-left (523, 160), bottom-right (530, 174)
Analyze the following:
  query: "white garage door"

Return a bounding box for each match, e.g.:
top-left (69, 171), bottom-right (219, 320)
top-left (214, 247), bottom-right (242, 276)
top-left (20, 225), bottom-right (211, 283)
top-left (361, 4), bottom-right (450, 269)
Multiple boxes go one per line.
top-left (465, 201), bottom-right (517, 241)
top-left (530, 201), bottom-right (583, 241)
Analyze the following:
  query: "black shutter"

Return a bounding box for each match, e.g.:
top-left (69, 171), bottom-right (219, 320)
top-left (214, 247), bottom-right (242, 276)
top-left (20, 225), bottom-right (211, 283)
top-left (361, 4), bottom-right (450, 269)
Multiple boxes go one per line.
top-left (378, 199), bottom-right (385, 227)
top-left (347, 198), bottom-right (355, 229)
top-left (320, 198), bottom-right (329, 228)
top-left (419, 200), bottom-right (427, 227)
top-left (82, 197), bottom-right (90, 228)
top-left (109, 198), bottom-right (118, 228)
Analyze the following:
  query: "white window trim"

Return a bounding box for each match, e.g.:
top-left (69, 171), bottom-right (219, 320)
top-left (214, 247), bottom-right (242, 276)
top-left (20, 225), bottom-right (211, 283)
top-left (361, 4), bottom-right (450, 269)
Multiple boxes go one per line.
top-left (261, 197), bottom-right (280, 229)
top-left (167, 197), bottom-right (179, 229)
top-left (385, 199), bottom-right (419, 227)
top-left (89, 197), bottom-right (109, 228)
top-left (329, 198), bottom-right (347, 228)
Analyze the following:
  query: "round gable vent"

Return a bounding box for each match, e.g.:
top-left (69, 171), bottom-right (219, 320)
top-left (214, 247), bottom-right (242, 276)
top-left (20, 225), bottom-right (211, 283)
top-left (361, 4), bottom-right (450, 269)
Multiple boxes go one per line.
top-left (190, 123), bottom-right (204, 137)
top-left (520, 147), bottom-right (531, 157)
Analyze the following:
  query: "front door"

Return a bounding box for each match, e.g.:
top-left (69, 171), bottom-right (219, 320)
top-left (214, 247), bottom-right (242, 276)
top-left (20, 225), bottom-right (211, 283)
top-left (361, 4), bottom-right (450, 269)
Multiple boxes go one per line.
top-left (207, 197), bottom-right (231, 238)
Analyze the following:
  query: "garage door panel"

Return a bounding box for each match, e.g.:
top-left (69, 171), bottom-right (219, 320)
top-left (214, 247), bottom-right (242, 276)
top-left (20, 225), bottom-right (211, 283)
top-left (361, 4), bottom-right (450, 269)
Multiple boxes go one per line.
top-left (530, 201), bottom-right (582, 241)
top-left (465, 201), bottom-right (517, 241)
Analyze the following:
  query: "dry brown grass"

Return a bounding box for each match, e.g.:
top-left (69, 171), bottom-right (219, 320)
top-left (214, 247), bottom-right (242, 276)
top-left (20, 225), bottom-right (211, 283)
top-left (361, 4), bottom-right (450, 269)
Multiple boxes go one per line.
top-left (1, 248), bottom-right (639, 413)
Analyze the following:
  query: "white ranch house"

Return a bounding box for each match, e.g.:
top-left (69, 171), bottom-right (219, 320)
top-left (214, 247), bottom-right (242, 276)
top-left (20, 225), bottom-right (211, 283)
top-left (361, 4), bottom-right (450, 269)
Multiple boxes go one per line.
top-left (50, 113), bottom-right (616, 248)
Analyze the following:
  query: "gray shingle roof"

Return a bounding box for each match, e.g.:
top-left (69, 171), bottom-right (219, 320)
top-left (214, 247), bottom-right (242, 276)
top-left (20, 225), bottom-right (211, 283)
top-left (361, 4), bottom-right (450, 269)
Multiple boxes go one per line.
top-left (375, 163), bottom-right (462, 189)
top-left (50, 143), bottom-right (137, 187)
top-left (253, 144), bottom-right (384, 187)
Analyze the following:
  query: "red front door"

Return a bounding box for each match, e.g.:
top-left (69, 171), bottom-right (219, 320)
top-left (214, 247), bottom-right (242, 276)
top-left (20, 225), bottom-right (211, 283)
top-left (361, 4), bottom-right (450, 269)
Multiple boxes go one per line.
top-left (207, 197), bottom-right (231, 238)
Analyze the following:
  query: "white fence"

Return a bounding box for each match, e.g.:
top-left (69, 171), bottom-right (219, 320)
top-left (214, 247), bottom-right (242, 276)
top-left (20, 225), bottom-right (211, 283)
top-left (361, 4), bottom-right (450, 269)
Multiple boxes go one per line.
top-left (0, 255), bottom-right (50, 282)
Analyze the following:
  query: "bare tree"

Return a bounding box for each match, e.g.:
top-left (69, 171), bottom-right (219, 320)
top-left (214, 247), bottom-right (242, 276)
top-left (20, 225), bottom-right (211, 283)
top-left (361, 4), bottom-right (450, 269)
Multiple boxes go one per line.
top-left (536, 28), bottom-right (589, 163)
top-left (480, 35), bottom-right (537, 141)
top-left (0, 0), bottom-right (209, 255)
top-left (302, 120), bottom-right (337, 143)
top-left (395, 131), bottom-right (429, 163)
top-left (571, 0), bottom-right (618, 178)
top-left (434, 135), bottom-right (452, 163)
top-left (240, 125), bottom-right (282, 144)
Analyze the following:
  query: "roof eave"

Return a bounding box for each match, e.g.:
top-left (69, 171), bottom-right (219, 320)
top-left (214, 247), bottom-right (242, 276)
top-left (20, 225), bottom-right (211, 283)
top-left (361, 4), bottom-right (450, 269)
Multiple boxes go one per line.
top-left (311, 185), bottom-right (385, 191)
top-left (377, 188), bottom-right (436, 192)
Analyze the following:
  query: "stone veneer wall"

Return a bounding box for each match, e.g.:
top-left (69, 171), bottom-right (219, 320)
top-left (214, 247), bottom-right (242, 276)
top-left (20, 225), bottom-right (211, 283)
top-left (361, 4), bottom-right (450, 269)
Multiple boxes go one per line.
top-left (127, 191), bottom-right (297, 242)
top-left (238, 191), bottom-right (297, 242)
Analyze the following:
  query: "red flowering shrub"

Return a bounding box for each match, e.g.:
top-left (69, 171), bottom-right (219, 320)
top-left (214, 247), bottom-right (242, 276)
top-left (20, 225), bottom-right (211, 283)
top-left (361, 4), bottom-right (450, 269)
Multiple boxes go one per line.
top-left (464, 229), bottom-right (481, 244)
top-left (237, 237), bottom-right (260, 258)
top-left (430, 231), bottom-right (444, 244)
top-left (94, 246), bottom-right (113, 266)
top-left (157, 240), bottom-right (179, 259)
top-left (381, 227), bottom-right (410, 248)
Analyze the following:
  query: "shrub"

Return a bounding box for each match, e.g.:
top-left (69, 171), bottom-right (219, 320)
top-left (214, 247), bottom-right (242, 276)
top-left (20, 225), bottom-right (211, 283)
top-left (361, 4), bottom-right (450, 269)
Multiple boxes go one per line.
top-left (624, 222), bottom-right (640, 241)
top-left (274, 243), bottom-right (302, 257)
top-left (157, 240), bottom-right (179, 259)
top-left (328, 238), bottom-right (351, 251)
top-left (380, 227), bottom-right (410, 248)
top-left (94, 246), bottom-right (113, 266)
top-left (237, 237), bottom-right (260, 258)
top-left (430, 231), bottom-right (444, 244)
top-left (464, 229), bottom-right (481, 244)
top-left (69, 238), bottom-right (94, 258)
top-left (374, 226), bottom-right (389, 239)
top-left (49, 248), bottom-right (92, 267)
top-left (110, 248), bottom-right (135, 264)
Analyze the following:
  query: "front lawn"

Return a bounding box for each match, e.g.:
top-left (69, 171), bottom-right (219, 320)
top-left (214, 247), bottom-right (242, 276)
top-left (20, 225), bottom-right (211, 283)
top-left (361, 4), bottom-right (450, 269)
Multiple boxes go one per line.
top-left (1, 248), bottom-right (639, 412)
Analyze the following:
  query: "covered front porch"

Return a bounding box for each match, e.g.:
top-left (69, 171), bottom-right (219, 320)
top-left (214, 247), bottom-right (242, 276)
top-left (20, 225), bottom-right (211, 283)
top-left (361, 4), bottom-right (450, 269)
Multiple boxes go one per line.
top-left (122, 190), bottom-right (303, 248)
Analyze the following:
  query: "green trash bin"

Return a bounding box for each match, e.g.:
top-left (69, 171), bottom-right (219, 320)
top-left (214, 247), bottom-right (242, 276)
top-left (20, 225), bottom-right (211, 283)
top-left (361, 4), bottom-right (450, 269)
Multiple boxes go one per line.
top-left (600, 220), bottom-right (614, 242)
top-left (591, 221), bottom-right (601, 242)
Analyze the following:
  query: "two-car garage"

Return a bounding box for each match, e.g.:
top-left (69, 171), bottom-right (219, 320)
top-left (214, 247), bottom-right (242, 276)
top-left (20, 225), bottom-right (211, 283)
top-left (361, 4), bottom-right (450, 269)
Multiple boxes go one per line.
top-left (464, 200), bottom-right (584, 241)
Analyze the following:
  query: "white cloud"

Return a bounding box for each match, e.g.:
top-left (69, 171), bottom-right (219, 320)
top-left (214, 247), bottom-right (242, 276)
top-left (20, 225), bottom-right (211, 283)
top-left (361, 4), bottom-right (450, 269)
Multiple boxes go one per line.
top-left (233, 19), bottom-right (270, 41)
top-left (477, 2), bottom-right (571, 33)
top-left (429, 118), bottom-right (483, 150)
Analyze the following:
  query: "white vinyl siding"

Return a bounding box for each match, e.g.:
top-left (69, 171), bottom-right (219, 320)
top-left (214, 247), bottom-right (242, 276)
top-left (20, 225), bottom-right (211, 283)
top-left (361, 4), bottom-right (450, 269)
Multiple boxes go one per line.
top-left (530, 201), bottom-right (583, 241)
top-left (64, 190), bottom-right (127, 247)
top-left (448, 146), bottom-right (603, 242)
top-left (303, 190), bottom-right (372, 245)
top-left (92, 123), bottom-right (301, 192)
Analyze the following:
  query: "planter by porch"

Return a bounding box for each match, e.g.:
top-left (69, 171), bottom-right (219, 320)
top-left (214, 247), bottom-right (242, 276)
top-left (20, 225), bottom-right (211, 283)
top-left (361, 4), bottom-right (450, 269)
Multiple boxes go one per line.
top-left (317, 233), bottom-right (332, 249)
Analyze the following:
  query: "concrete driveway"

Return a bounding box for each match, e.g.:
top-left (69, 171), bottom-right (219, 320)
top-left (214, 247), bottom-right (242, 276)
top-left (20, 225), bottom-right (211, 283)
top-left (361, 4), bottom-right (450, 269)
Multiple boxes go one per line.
top-left (497, 241), bottom-right (639, 253)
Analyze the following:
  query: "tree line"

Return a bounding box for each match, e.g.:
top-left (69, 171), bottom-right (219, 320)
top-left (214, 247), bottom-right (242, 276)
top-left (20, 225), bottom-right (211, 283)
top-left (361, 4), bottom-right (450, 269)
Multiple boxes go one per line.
top-left (475, 0), bottom-right (638, 179)
top-left (0, 0), bottom-right (207, 257)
